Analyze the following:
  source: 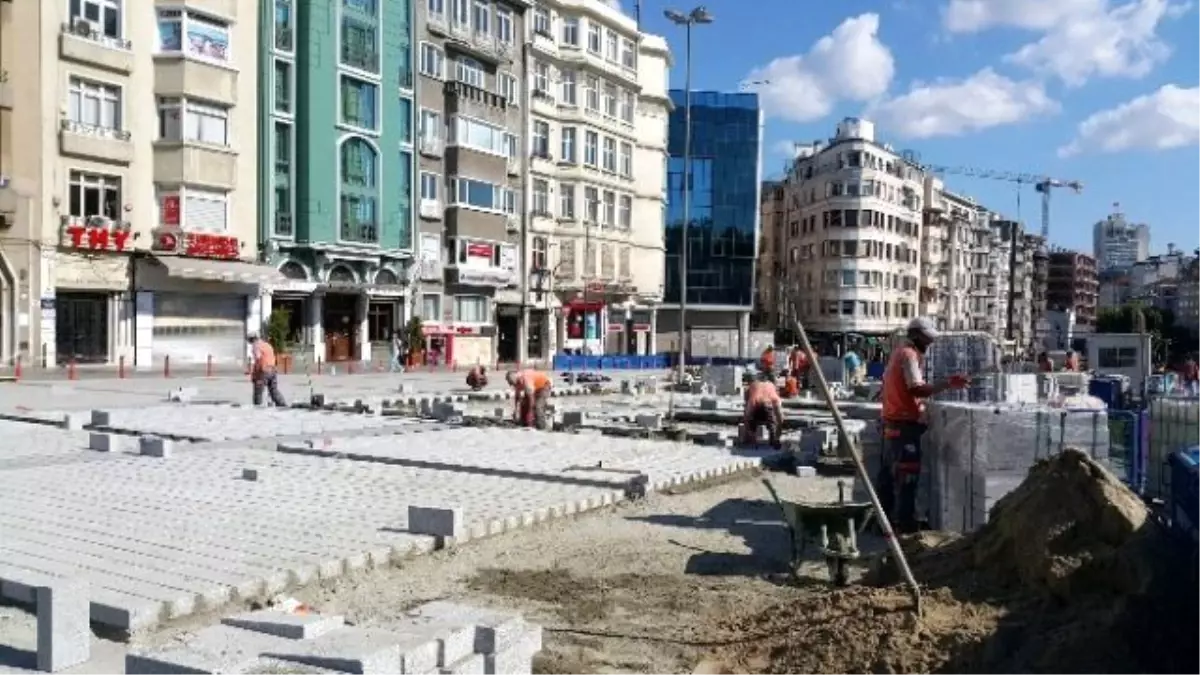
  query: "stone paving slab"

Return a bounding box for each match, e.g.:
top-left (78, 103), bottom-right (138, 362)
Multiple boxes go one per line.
top-left (0, 421), bottom-right (102, 468)
top-left (90, 404), bottom-right (421, 442)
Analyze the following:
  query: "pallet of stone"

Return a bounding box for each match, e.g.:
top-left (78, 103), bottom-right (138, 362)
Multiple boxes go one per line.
top-left (125, 602), bottom-right (542, 674)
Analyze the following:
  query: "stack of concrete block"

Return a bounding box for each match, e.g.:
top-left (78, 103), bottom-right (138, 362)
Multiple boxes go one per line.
top-left (925, 332), bottom-right (1001, 404)
top-left (126, 603), bottom-right (542, 675)
top-left (993, 373), bottom-right (1039, 404)
top-left (923, 401), bottom-right (1111, 532)
top-left (702, 366), bottom-right (744, 396)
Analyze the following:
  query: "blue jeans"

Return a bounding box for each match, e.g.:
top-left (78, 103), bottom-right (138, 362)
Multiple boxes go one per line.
top-left (389, 352), bottom-right (403, 372)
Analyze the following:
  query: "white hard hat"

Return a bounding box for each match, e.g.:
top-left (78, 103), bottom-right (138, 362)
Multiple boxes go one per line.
top-left (907, 317), bottom-right (939, 340)
top-left (246, 330), bottom-right (259, 340)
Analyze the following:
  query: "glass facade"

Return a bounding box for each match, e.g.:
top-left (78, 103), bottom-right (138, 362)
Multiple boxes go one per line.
top-left (664, 90), bottom-right (762, 308)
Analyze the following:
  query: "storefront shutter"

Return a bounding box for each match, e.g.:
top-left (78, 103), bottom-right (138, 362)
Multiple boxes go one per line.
top-left (185, 191), bottom-right (228, 232)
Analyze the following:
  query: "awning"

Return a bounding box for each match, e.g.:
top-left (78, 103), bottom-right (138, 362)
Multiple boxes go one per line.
top-left (150, 255), bottom-right (286, 286)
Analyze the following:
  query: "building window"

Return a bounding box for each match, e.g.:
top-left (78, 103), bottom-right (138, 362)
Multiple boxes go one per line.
top-left (533, 6), bottom-right (551, 36)
top-left (420, 108), bottom-right (442, 141)
top-left (422, 294), bottom-right (442, 322)
top-left (71, 0), bottom-right (123, 40)
top-left (449, 177), bottom-right (512, 212)
top-left (602, 190), bottom-right (615, 227)
top-left (158, 98), bottom-right (229, 146)
top-left (397, 96), bottom-right (412, 144)
top-left (533, 61), bottom-right (550, 94)
top-left (450, 116), bottom-right (506, 155)
top-left (618, 195), bottom-right (631, 230)
top-left (450, 0), bottom-right (468, 26)
top-left (603, 83), bottom-right (617, 117)
top-left (428, 0), bottom-right (444, 20)
top-left (1098, 347), bottom-right (1137, 368)
top-left (340, 136), bottom-right (378, 188)
top-left (585, 75), bottom-right (600, 111)
top-left (562, 16), bottom-right (578, 45)
top-left (605, 30), bottom-right (618, 61)
top-left (183, 188), bottom-right (228, 232)
top-left (559, 182), bottom-right (576, 219)
top-left (560, 70), bottom-right (577, 105)
top-left (455, 57), bottom-right (485, 88)
top-left (67, 77), bottom-right (122, 135)
top-left (454, 296), bottom-right (489, 323)
top-left (496, 8), bottom-right (513, 43)
top-left (67, 171), bottom-right (121, 220)
top-left (273, 121), bottom-right (291, 175)
top-left (339, 137), bottom-right (380, 243)
top-left (620, 38), bottom-right (636, 69)
top-left (156, 10), bottom-right (229, 62)
top-left (532, 236), bottom-right (548, 270)
top-left (275, 0), bottom-right (294, 51)
top-left (340, 76), bottom-right (378, 130)
top-left (560, 126), bottom-right (576, 163)
top-left (586, 22), bottom-right (600, 53)
top-left (341, 17), bottom-right (378, 72)
top-left (498, 72), bottom-right (519, 103)
top-left (503, 133), bottom-right (519, 160)
top-left (583, 131), bottom-right (598, 166)
top-left (419, 43), bottom-right (445, 78)
top-left (420, 171), bottom-right (439, 201)
top-left (619, 246), bottom-right (631, 277)
top-left (471, 0), bottom-right (490, 35)
top-left (274, 60), bottom-right (292, 114)
top-left (344, 0), bottom-right (376, 14)
top-left (620, 90), bottom-right (635, 123)
top-left (618, 142), bottom-right (632, 177)
top-left (532, 179), bottom-right (549, 215)
top-left (584, 186), bottom-right (599, 223)
top-left (601, 137), bottom-right (616, 172)
top-left (532, 120), bottom-right (550, 157)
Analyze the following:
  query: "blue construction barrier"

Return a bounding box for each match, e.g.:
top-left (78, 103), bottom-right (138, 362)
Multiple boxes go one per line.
top-left (552, 354), bottom-right (671, 371)
top-left (1168, 446), bottom-right (1199, 544)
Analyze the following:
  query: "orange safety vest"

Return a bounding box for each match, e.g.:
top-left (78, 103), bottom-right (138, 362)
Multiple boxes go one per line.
top-left (789, 350), bottom-right (809, 373)
top-left (782, 377), bottom-right (799, 398)
top-left (881, 345), bottom-right (923, 424)
top-left (516, 370), bottom-right (551, 392)
top-left (254, 340), bottom-right (277, 371)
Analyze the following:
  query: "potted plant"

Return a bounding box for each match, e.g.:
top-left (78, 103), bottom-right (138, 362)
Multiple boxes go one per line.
top-left (405, 315), bottom-right (425, 366)
top-left (264, 308), bottom-right (293, 369)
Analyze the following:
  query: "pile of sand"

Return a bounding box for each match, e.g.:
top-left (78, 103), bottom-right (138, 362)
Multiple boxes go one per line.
top-left (709, 448), bottom-right (1198, 674)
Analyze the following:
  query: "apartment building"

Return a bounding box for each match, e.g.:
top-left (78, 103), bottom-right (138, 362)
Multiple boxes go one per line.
top-left (1093, 205), bottom-right (1149, 272)
top-left (755, 180), bottom-right (785, 329)
top-left (920, 179), bottom-right (997, 333)
top-left (0, 0), bottom-right (268, 369)
top-left (413, 0), bottom-right (530, 367)
top-left (1047, 249), bottom-right (1099, 331)
top-left (778, 118), bottom-right (924, 345)
top-left (258, 0), bottom-right (416, 366)
top-left (518, 0), bottom-right (671, 358)
top-left (1177, 257), bottom-right (1199, 341)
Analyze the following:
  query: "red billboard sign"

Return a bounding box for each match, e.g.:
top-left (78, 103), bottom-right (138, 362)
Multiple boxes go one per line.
top-left (161, 195), bottom-right (180, 226)
top-left (151, 228), bottom-right (239, 260)
top-left (64, 221), bottom-right (131, 253)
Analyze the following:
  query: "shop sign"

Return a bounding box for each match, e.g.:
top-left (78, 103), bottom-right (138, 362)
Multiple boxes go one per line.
top-left (422, 324), bottom-right (483, 336)
top-left (466, 242), bottom-right (494, 260)
top-left (633, 323), bottom-right (651, 332)
top-left (161, 195), bottom-right (181, 226)
top-left (62, 217), bottom-right (132, 253)
top-left (151, 228), bottom-right (240, 260)
top-left (607, 323), bottom-right (624, 333)
top-left (453, 266), bottom-right (513, 287)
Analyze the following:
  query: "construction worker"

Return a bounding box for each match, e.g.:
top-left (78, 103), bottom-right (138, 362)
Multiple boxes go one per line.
top-left (1064, 350), bottom-right (1080, 372)
top-left (759, 345), bottom-right (777, 379)
top-left (507, 369), bottom-right (553, 429)
top-left (844, 348), bottom-right (863, 386)
top-left (465, 365), bottom-right (488, 391)
top-left (741, 372), bottom-right (784, 448)
top-left (878, 317), bottom-right (970, 534)
top-left (1037, 352), bottom-right (1055, 373)
top-left (780, 371), bottom-right (801, 398)
top-left (248, 331), bottom-right (287, 407)
top-left (788, 346), bottom-right (810, 386)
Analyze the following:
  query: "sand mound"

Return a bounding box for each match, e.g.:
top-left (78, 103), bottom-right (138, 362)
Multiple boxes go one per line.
top-left (709, 449), bottom-right (1198, 674)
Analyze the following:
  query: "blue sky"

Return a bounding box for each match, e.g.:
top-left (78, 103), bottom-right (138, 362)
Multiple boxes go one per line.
top-left (626, 0), bottom-right (1199, 256)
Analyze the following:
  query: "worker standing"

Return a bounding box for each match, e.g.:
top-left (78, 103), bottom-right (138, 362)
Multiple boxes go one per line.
top-left (1182, 355), bottom-right (1198, 396)
top-left (877, 318), bottom-right (970, 534)
top-left (1037, 352), bottom-right (1055, 373)
top-left (788, 346), bottom-right (810, 387)
top-left (248, 331), bottom-right (287, 407)
top-left (741, 373), bottom-right (783, 449)
top-left (843, 348), bottom-right (863, 386)
top-left (759, 345), bottom-right (777, 379)
top-left (1064, 350), bottom-right (1080, 372)
top-left (507, 369), bottom-right (552, 429)
top-left (465, 365), bottom-right (488, 391)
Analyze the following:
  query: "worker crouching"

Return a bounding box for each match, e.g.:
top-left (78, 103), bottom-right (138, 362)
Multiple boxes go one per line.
top-left (507, 369), bottom-right (552, 429)
top-left (741, 374), bottom-right (783, 449)
top-left (465, 365), bottom-right (488, 391)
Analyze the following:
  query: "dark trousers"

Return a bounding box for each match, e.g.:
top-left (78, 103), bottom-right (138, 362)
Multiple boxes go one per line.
top-left (742, 403), bottom-right (782, 448)
top-left (877, 420), bottom-right (925, 534)
top-left (253, 370), bottom-right (287, 407)
top-left (518, 388), bottom-right (550, 429)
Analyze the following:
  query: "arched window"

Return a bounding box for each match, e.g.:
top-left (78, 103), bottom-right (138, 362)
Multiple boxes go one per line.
top-left (339, 136), bottom-right (379, 243)
top-left (279, 261), bottom-right (308, 280)
top-left (374, 268), bottom-right (398, 285)
top-left (328, 265), bottom-right (357, 284)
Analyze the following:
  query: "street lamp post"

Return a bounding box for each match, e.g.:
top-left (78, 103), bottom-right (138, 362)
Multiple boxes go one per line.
top-left (664, 6), bottom-right (713, 381)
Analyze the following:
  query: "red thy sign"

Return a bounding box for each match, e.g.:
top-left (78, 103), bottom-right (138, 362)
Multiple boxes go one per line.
top-left (65, 224), bottom-right (131, 252)
top-left (153, 230), bottom-right (240, 260)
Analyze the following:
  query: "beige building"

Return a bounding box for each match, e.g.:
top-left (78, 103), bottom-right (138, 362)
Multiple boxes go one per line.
top-left (0, 0), bottom-right (270, 370)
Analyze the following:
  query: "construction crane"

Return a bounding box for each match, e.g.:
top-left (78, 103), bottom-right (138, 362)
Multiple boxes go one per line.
top-left (913, 163), bottom-right (1083, 243)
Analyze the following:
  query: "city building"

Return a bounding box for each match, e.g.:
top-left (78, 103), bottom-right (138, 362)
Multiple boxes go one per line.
top-left (1098, 243), bottom-right (1199, 316)
top-left (259, 0), bottom-right (416, 366)
top-left (662, 90), bottom-right (762, 356)
top-left (1, 0), bottom-right (271, 369)
top-left (520, 0), bottom-right (672, 359)
top-left (776, 118), bottom-right (924, 346)
top-left (1046, 249), bottom-right (1099, 331)
top-left (754, 180), bottom-right (786, 330)
top-left (412, 0), bottom-right (530, 368)
top-left (1093, 204), bottom-right (1149, 272)
top-left (920, 179), bottom-right (998, 333)
top-left (1177, 257), bottom-right (1199, 341)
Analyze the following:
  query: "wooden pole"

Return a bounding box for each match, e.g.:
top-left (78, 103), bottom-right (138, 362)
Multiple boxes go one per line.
top-left (787, 309), bottom-right (923, 615)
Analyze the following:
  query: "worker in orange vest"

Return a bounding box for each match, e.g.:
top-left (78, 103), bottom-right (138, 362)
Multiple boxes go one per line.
top-left (780, 373), bottom-right (800, 398)
top-left (465, 365), bottom-right (488, 391)
top-left (878, 318), bottom-right (970, 533)
top-left (1064, 350), bottom-right (1080, 372)
top-left (507, 369), bottom-right (553, 429)
top-left (759, 346), bottom-right (777, 379)
top-left (741, 372), bottom-right (784, 448)
top-left (788, 346), bottom-right (811, 390)
top-left (248, 331), bottom-right (287, 407)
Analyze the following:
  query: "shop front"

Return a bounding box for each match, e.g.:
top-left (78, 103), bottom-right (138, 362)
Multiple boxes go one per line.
top-left (52, 216), bottom-right (134, 365)
top-left (421, 322), bottom-right (494, 368)
top-left (136, 228), bottom-right (284, 368)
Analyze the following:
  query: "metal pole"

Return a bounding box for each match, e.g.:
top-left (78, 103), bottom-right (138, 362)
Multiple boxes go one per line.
top-left (675, 22), bottom-right (692, 381)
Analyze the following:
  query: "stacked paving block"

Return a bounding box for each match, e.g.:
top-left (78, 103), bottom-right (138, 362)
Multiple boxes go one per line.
top-left (126, 602), bottom-right (542, 674)
top-left (924, 401), bottom-right (1111, 532)
top-left (924, 332), bottom-right (1001, 403)
top-left (702, 366), bottom-right (744, 396)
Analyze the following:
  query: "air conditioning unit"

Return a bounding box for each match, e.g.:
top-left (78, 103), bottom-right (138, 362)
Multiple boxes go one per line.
top-left (418, 200), bottom-right (441, 219)
top-left (505, 217), bottom-right (519, 234)
top-left (86, 215), bottom-right (110, 228)
top-left (72, 16), bottom-right (96, 36)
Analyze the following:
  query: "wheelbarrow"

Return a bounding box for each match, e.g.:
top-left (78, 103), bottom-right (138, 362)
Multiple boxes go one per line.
top-left (762, 478), bottom-right (874, 586)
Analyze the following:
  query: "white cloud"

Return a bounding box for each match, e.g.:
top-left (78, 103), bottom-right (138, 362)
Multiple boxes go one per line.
top-left (869, 68), bottom-right (1059, 138)
top-left (772, 140), bottom-right (802, 156)
top-left (1058, 84), bottom-right (1200, 156)
top-left (741, 14), bottom-right (895, 123)
top-left (1005, 0), bottom-right (1189, 86)
top-left (942, 0), bottom-right (1105, 32)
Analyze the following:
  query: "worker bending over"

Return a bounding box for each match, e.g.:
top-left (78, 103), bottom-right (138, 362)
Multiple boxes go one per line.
top-left (878, 317), bottom-right (969, 534)
top-left (507, 369), bottom-right (553, 429)
top-left (247, 331), bottom-right (287, 407)
top-left (465, 365), bottom-right (488, 391)
top-left (741, 373), bottom-right (784, 449)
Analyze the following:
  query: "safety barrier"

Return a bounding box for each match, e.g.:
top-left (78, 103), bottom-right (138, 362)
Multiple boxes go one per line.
top-left (1107, 409), bottom-right (1148, 492)
top-left (552, 354), bottom-right (671, 371)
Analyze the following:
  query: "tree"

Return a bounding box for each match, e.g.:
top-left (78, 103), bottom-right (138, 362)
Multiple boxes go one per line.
top-left (263, 308), bottom-right (293, 353)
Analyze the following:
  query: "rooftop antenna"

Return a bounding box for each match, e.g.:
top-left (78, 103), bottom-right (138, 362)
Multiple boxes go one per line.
top-left (634, 0), bottom-right (640, 29)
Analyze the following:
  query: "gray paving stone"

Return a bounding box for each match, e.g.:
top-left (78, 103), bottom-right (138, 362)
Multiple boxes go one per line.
top-left (221, 609), bottom-right (346, 640)
top-left (408, 506), bottom-right (464, 538)
top-left (36, 578), bottom-right (91, 673)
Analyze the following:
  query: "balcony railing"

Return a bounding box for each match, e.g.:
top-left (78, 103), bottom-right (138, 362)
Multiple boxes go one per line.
top-left (60, 119), bottom-right (132, 141)
top-left (340, 219), bottom-right (378, 243)
top-left (341, 46), bottom-right (378, 72)
top-left (399, 70), bottom-right (414, 90)
top-left (275, 26), bottom-right (294, 52)
top-left (61, 19), bottom-right (132, 50)
top-left (274, 212), bottom-right (294, 237)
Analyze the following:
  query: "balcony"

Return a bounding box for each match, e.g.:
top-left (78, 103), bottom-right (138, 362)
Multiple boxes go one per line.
top-left (445, 207), bottom-right (511, 240)
top-left (425, 12), bottom-right (449, 36)
top-left (418, 199), bottom-right (442, 220)
top-left (340, 219), bottom-right (378, 244)
top-left (418, 136), bottom-right (444, 158)
top-left (444, 80), bottom-right (509, 116)
top-left (447, 264), bottom-right (514, 288)
top-left (154, 57), bottom-right (238, 106)
top-left (444, 26), bottom-right (513, 65)
top-left (153, 142), bottom-right (238, 190)
top-left (275, 26), bottom-right (294, 52)
top-left (59, 120), bottom-right (134, 165)
top-left (273, 212), bottom-right (294, 237)
top-left (59, 21), bottom-right (134, 74)
top-left (0, 71), bottom-right (11, 110)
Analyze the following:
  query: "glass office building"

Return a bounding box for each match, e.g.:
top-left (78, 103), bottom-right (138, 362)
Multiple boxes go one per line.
top-left (664, 90), bottom-right (763, 310)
